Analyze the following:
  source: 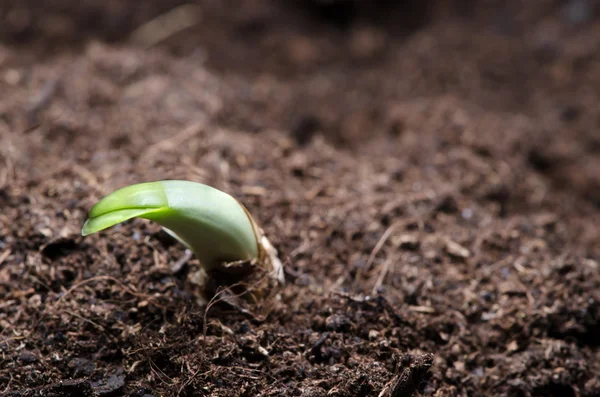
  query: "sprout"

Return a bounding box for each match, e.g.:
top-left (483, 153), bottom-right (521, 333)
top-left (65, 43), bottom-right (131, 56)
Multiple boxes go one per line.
top-left (82, 180), bottom-right (284, 301)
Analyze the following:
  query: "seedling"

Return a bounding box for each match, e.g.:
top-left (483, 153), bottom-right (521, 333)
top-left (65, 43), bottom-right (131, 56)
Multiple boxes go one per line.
top-left (82, 180), bottom-right (284, 302)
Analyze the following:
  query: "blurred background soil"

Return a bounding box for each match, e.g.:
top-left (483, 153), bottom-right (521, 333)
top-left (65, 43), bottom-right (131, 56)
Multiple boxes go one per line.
top-left (0, 1), bottom-right (599, 396)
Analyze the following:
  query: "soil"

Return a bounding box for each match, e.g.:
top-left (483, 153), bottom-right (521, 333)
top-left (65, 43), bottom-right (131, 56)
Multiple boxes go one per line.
top-left (1, 1), bottom-right (600, 396)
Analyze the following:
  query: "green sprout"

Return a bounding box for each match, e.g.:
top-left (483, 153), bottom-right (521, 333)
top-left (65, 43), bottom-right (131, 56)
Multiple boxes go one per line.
top-left (81, 180), bottom-right (284, 299)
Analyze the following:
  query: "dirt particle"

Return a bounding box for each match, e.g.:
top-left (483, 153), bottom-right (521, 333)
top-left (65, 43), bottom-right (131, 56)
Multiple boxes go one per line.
top-left (560, 105), bottom-right (581, 122)
top-left (392, 234), bottom-right (420, 251)
top-left (18, 350), bottom-right (38, 363)
top-left (379, 353), bottom-right (435, 397)
top-left (349, 27), bottom-right (386, 58)
top-left (528, 147), bottom-right (559, 172)
top-left (434, 195), bottom-right (459, 214)
top-left (583, 378), bottom-right (600, 397)
top-left (291, 114), bottom-right (321, 146)
top-left (287, 35), bottom-right (319, 65)
top-left (369, 330), bottom-right (380, 340)
top-left (40, 237), bottom-right (80, 260)
top-left (325, 313), bottom-right (352, 332)
top-left (68, 357), bottom-right (95, 377)
top-left (91, 369), bottom-right (126, 396)
top-left (444, 240), bottom-right (471, 259)
top-left (300, 386), bottom-right (327, 397)
top-left (434, 385), bottom-right (458, 397)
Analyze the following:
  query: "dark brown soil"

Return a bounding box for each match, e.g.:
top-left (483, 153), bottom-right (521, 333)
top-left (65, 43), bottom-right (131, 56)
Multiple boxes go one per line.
top-left (1, 1), bottom-right (600, 396)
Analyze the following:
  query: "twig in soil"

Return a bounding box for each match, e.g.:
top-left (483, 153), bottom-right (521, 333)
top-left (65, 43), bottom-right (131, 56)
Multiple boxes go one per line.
top-left (202, 281), bottom-right (247, 340)
top-left (1, 373), bottom-right (13, 394)
top-left (355, 221), bottom-right (402, 287)
top-left (376, 296), bottom-right (413, 328)
top-left (201, 272), bottom-right (273, 340)
top-left (148, 356), bottom-right (176, 385)
top-left (25, 273), bottom-right (52, 295)
top-left (171, 249), bottom-right (193, 274)
top-left (177, 367), bottom-right (202, 397)
top-left (126, 341), bottom-right (192, 357)
top-left (0, 378), bottom-right (94, 397)
top-left (408, 305), bottom-right (435, 314)
top-left (330, 290), bottom-right (368, 302)
top-left (0, 157), bottom-right (15, 188)
top-left (69, 162), bottom-right (106, 195)
top-left (0, 249), bottom-right (10, 267)
top-left (51, 270), bottom-right (172, 310)
top-left (129, 4), bottom-right (202, 49)
top-left (291, 216), bottom-right (347, 258)
top-left (372, 252), bottom-right (399, 295)
top-left (24, 77), bottom-right (61, 132)
top-left (138, 123), bottom-right (203, 163)
top-left (306, 331), bottom-right (330, 361)
top-left (0, 335), bottom-right (27, 348)
top-left (64, 310), bottom-right (110, 335)
top-left (53, 275), bottom-right (138, 307)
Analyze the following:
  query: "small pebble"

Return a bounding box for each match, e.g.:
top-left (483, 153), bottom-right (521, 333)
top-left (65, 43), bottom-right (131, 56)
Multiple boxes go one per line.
top-left (461, 208), bottom-right (473, 220)
top-left (18, 350), bottom-right (38, 363)
top-left (325, 314), bottom-right (351, 332)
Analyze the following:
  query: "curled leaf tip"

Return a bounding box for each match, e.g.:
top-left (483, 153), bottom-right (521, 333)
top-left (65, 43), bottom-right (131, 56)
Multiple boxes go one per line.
top-left (81, 181), bottom-right (170, 236)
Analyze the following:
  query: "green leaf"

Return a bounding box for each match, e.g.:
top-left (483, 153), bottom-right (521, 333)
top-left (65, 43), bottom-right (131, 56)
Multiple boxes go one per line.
top-left (81, 180), bottom-right (260, 270)
top-left (82, 207), bottom-right (169, 236)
